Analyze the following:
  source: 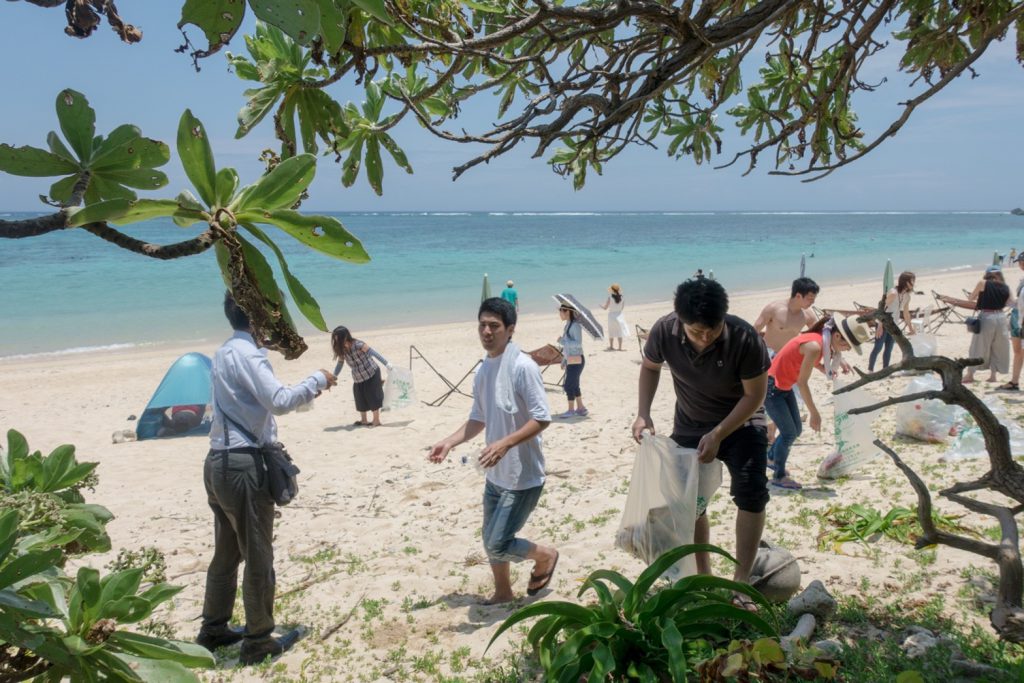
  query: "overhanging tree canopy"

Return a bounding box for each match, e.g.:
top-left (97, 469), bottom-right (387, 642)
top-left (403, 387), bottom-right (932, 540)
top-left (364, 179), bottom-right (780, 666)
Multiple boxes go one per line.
top-left (3, 0), bottom-right (1023, 354)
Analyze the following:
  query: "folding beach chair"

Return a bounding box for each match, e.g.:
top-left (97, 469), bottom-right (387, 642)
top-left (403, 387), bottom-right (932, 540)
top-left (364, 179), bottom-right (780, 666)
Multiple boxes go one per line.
top-left (931, 290), bottom-right (971, 330)
top-left (527, 344), bottom-right (565, 388)
top-left (635, 324), bottom-right (649, 357)
top-left (409, 345), bottom-right (481, 407)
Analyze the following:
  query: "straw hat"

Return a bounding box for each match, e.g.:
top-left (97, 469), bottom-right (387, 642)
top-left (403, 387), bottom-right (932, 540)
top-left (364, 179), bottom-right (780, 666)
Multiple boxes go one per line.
top-left (834, 316), bottom-right (873, 355)
top-left (506, 280), bottom-right (514, 287)
top-left (609, 283), bottom-right (622, 293)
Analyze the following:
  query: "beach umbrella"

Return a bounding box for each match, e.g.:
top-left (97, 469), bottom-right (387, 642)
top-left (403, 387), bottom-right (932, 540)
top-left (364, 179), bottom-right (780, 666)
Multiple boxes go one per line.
top-left (882, 259), bottom-right (894, 295)
top-left (799, 253), bottom-right (806, 278)
top-left (553, 293), bottom-right (604, 340)
top-left (481, 273), bottom-right (492, 302)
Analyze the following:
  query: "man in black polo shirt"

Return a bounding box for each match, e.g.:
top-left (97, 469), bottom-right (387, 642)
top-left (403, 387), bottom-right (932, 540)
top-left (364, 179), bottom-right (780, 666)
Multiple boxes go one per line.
top-left (632, 278), bottom-right (770, 606)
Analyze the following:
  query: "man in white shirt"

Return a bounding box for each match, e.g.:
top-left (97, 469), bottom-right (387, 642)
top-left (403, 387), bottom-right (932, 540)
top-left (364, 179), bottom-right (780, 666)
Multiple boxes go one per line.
top-left (196, 293), bottom-right (336, 665)
top-left (428, 298), bottom-right (559, 604)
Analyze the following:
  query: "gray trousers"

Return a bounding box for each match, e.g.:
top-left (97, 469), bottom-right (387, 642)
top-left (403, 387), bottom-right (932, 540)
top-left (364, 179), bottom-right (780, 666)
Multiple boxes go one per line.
top-left (968, 311), bottom-right (1010, 373)
top-left (201, 450), bottom-right (276, 640)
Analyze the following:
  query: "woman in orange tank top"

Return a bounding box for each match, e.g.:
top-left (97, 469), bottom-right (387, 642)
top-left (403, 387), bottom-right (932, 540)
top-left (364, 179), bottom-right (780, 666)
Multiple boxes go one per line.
top-left (764, 315), bottom-right (870, 489)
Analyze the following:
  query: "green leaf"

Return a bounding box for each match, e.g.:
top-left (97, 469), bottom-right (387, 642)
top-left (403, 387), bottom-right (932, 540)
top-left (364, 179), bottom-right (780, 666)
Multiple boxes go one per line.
top-left (315, 0), bottom-right (347, 53)
top-left (364, 136), bottom-right (383, 195)
top-left (379, 133), bottom-right (412, 174)
top-left (176, 109), bottom-right (217, 206)
top-left (47, 131), bottom-right (77, 161)
top-left (233, 154), bottom-right (315, 212)
top-left (109, 199), bottom-right (204, 226)
top-left (0, 549), bottom-right (62, 591)
top-left (177, 0), bottom-right (246, 56)
top-left (99, 568), bottom-right (144, 606)
top-left (237, 234), bottom-right (285, 306)
top-left (235, 209), bottom-right (369, 263)
top-left (96, 650), bottom-right (203, 683)
top-left (102, 167), bottom-right (169, 191)
top-left (487, 601), bottom-right (598, 652)
top-left (625, 544), bottom-right (735, 617)
top-left (660, 618), bottom-right (687, 682)
top-left (0, 587), bottom-right (59, 617)
top-left (351, 0), bottom-right (392, 25)
top-left (236, 85), bottom-right (284, 139)
top-left (67, 199), bottom-right (132, 227)
top-left (91, 135), bottom-right (170, 173)
top-left (215, 168), bottom-right (239, 207)
top-left (240, 223), bottom-right (327, 330)
top-left (108, 632), bottom-right (215, 668)
top-left (341, 137), bottom-right (363, 187)
top-left (76, 566), bottom-right (102, 612)
top-left (0, 510), bottom-right (21, 564)
top-left (55, 89), bottom-right (96, 161)
top-left (250, 0), bottom-right (321, 45)
top-left (0, 144), bottom-right (80, 177)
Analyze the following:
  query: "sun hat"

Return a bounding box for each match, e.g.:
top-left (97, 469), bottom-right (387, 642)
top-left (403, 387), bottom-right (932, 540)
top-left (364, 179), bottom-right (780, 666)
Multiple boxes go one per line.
top-left (986, 265), bottom-right (1002, 274)
top-left (609, 283), bottom-right (621, 293)
top-left (834, 316), bottom-right (873, 355)
top-left (506, 280), bottom-right (514, 287)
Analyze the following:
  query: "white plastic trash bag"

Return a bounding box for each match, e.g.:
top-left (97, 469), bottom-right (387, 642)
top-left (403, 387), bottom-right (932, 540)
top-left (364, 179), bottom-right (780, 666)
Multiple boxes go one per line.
top-left (615, 433), bottom-right (722, 580)
top-left (943, 395), bottom-right (1024, 461)
top-left (894, 375), bottom-right (958, 443)
top-left (382, 366), bottom-right (416, 410)
top-left (909, 333), bottom-right (937, 358)
top-left (818, 376), bottom-right (884, 479)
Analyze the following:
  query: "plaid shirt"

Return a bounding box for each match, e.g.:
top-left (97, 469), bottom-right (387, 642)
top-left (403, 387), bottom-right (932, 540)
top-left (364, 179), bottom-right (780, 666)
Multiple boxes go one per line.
top-left (340, 340), bottom-right (381, 383)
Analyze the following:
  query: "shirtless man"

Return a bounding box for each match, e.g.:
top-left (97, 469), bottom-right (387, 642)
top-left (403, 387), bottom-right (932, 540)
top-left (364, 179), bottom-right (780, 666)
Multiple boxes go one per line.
top-left (753, 277), bottom-right (820, 354)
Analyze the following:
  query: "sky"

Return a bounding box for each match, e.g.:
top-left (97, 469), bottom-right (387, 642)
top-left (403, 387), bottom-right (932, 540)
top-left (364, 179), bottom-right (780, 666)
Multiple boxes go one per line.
top-left (1, 3), bottom-right (1022, 212)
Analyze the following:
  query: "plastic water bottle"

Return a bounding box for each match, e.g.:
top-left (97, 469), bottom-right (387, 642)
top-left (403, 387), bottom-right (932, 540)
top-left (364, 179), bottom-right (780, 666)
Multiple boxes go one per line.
top-left (461, 452), bottom-right (486, 474)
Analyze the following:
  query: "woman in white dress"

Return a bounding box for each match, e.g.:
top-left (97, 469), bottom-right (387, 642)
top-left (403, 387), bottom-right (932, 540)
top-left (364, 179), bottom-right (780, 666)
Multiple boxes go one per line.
top-left (600, 283), bottom-right (630, 351)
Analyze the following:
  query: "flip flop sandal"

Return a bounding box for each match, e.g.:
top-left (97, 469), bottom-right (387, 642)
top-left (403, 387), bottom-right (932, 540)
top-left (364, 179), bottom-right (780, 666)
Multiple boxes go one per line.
top-left (996, 382), bottom-right (1020, 392)
top-left (527, 552), bottom-right (560, 596)
top-left (353, 420), bottom-right (370, 426)
top-left (731, 593), bottom-right (759, 613)
top-left (770, 477), bottom-right (803, 491)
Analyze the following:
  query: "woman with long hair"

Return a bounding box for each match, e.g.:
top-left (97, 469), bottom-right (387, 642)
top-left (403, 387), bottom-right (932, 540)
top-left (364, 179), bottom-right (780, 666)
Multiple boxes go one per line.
top-left (998, 256), bottom-right (1024, 391)
top-left (331, 325), bottom-right (390, 427)
top-left (600, 283), bottom-right (630, 351)
top-left (765, 315), bottom-right (872, 490)
top-left (964, 266), bottom-right (1011, 384)
top-left (556, 305), bottom-right (588, 418)
top-left (868, 270), bottom-right (916, 372)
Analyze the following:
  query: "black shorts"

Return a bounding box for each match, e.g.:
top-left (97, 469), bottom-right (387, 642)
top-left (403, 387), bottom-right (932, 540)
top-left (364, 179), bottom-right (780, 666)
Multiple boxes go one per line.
top-left (672, 425), bottom-right (769, 514)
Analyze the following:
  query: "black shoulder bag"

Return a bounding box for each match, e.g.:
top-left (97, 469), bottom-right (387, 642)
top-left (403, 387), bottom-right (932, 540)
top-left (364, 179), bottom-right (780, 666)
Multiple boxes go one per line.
top-left (214, 401), bottom-right (300, 506)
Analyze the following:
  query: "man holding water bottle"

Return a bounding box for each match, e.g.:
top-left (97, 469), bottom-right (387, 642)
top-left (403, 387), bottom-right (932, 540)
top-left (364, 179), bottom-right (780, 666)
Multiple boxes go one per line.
top-left (427, 297), bottom-right (559, 604)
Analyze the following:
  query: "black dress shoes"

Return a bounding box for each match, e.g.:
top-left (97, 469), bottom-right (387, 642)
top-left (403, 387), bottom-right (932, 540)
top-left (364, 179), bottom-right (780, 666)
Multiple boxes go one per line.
top-left (195, 624), bottom-right (245, 651)
top-left (238, 628), bottom-right (303, 666)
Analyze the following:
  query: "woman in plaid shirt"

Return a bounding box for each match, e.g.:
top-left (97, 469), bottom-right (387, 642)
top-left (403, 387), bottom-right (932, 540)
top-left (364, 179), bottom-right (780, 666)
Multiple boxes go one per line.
top-left (331, 326), bottom-right (391, 427)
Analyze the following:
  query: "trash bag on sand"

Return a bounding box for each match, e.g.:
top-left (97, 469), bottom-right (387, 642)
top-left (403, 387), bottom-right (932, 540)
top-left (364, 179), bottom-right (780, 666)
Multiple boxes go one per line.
top-left (909, 333), bottom-right (937, 359)
top-left (942, 395), bottom-right (1024, 462)
top-left (615, 433), bottom-right (722, 580)
top-left (894, 375), bottom-right (961, 444)
top-left (817, 376), bottom-right (884, 479)
top-left (382, 366), bottom-right (416, 410)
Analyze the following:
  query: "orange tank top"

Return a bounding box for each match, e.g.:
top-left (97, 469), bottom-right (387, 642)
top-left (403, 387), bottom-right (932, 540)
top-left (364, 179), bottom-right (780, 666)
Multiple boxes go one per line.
top-left (768, 332), bottom-right (823, 391)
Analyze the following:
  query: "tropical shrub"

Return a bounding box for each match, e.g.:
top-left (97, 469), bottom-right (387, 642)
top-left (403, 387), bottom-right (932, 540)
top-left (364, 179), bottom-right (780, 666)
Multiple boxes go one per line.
top-left (488, 544), bottom-right (779, 682)
top-left (0, 429), bottom-right (214, 682)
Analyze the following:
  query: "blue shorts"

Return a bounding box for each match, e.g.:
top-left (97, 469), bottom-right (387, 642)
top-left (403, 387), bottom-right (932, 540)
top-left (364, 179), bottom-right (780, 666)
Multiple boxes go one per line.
top-left (481, 480), bottom-right (544, 563)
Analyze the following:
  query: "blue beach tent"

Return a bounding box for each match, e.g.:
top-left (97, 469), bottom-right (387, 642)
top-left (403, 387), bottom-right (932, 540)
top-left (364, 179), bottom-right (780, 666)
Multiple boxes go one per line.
top-left (136, 353), bottom-right (213, 440)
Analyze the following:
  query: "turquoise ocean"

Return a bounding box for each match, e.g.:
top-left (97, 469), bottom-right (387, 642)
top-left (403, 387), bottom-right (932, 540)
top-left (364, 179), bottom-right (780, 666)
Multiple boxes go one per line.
top-left (1, 210), bottom-right (1019, 358)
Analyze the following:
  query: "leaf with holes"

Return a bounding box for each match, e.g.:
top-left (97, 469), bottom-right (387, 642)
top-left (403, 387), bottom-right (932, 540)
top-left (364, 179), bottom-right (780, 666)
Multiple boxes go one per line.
top-left (176, 110), bottom-right (218, 207)
top-left (240, 222), bottom-right (327, 330)
top-left (177, 0), bottom-right (246, 57)
top-left (232, 153), bottom-right (315, 212)
top-left (236, 209), bottom-right (369, 263)
top-left (0, 144), bottom-right (80, 177)
top-left (249, 0), bottom-right (321, 45)
top-left (55, 89), bottom-right (95, 161)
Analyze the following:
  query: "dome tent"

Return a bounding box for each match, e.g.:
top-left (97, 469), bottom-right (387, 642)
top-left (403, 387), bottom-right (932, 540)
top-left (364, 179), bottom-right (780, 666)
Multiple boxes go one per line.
top-left (136, 353), bottom-right (212, 440)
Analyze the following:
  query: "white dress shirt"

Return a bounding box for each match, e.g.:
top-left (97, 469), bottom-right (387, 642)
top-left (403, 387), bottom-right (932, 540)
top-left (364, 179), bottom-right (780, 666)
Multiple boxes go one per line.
top-left (209, 331), bottom-right (327, 449)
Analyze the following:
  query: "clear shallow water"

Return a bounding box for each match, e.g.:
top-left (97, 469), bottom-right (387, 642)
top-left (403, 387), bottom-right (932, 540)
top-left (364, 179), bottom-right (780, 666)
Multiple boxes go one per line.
top-left (1, 210), bottom-right (1017, 357)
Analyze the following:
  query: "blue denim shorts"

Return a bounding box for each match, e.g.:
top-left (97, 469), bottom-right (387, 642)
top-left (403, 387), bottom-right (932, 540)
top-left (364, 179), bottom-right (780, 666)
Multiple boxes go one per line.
top-left (481, 480), bottom-right (544, 563)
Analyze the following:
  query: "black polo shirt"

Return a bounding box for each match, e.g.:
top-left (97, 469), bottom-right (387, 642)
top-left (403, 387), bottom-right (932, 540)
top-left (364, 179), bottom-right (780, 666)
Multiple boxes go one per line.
top-left (643, 312), bottom-right (770, 437)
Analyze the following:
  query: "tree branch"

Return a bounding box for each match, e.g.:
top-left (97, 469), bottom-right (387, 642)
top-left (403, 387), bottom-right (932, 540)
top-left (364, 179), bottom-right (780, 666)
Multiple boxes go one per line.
top-left (78, 223), bottom-right (217, 259)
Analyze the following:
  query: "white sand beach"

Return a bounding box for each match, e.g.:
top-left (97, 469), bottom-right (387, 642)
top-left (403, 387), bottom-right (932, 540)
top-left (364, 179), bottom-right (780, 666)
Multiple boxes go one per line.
top-left (1, 267), bottom-right (1015, 680)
